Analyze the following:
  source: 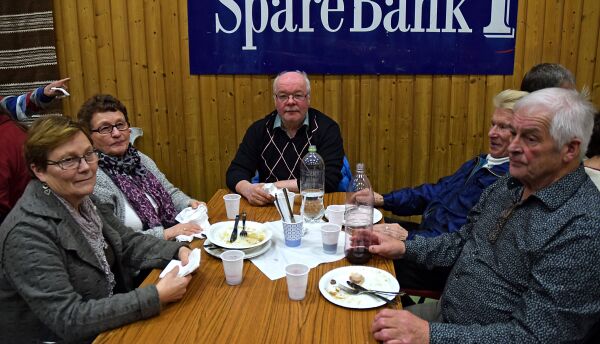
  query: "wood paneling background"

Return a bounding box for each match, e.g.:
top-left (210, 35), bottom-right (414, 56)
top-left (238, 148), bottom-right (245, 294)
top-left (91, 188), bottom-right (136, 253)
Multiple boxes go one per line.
top-left (52, 0), bottom-right (600, 202)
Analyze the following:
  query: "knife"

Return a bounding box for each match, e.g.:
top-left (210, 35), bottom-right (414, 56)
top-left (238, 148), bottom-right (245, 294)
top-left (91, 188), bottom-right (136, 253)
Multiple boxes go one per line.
top-left (347, 281), bottom-right (396, 304)
top-left (346, 281), bottom-right (404, 295)
top-left (229, 214), bottom-right (240, 243)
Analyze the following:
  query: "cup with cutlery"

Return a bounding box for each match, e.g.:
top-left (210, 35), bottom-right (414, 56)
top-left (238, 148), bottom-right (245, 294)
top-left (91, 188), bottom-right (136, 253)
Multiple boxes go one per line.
top-left (282, 215), bottom-right (304, 247)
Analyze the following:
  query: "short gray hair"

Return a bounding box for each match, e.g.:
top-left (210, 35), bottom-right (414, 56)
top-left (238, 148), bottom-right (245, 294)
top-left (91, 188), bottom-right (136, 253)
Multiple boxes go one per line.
top-left (272, 70), bottom-right (311, 95)
top-left (514, 88), bottom-right (596, 159)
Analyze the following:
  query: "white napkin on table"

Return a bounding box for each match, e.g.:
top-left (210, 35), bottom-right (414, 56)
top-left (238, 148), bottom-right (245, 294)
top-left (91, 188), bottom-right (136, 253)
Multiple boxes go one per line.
top-left (250, 220), bottom-right (345, 280)
top-left (175, 205), bottom-right (211, 242)
top-left (159, 248), bottom-right (201, 278)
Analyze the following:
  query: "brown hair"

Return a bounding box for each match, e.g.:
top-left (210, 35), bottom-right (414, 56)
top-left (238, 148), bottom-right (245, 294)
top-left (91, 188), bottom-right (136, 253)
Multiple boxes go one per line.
top-left (77, 94), bottom-right (129, 132)
top-left (25, 116), bottom-right (91, 174)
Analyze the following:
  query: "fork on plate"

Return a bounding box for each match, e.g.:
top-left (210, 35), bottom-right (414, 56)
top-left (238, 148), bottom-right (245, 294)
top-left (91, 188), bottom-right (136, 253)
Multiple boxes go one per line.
top-left (330, 279), bottom-right (398, 305)
top-left (239, 211), bottom-right (248, 237)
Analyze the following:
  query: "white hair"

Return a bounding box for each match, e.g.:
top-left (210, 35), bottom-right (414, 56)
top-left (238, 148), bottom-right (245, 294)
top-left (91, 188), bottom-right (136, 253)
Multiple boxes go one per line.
top-left (272, 70), bottom-right (311, 95)
top-left (513, 88), bottom-right (597, 159)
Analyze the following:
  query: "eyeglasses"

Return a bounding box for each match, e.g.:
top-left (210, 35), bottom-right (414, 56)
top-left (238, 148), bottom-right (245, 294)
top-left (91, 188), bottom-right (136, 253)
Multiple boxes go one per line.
top-left (275, 93), bottom-right (308, 102)
top-left (47, 150), bottom-right (99, 170)
top-left (91, 121), bottom-right (129, 135)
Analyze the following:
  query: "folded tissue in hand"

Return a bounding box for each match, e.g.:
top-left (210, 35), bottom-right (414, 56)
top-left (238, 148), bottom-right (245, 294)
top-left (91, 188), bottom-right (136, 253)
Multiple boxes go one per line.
top-left (175, 205), bottom-right (211, 242)
top-left (159, 248), bottom-right (201, 278)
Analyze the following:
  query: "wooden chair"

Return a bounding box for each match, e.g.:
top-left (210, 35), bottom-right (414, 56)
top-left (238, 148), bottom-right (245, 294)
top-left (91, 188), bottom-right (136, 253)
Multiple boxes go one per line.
top-left (401, 288), bottom-right (442, 304)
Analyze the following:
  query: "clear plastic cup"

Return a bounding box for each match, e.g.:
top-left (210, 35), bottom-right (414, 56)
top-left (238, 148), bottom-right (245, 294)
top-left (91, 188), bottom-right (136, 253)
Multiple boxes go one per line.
top-left (220, 250), bottom-right (245, 285)
top-left (223, 194), bottom-right (241, 219)
top-left (325, 204), bottom-right (345, 226)
top-left (285, 263), bottom-right (310, 300)
top-left (320, 223), bottom-right (342, 254)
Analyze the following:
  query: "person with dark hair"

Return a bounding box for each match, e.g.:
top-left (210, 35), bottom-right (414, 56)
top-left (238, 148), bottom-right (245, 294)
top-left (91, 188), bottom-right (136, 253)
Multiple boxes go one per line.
top-left (584, 113), bottom-right (600, 189)
top-left (77, 94), bottom-right (204, 240)
top-left (0, 116), bottom-right (194, 343)
top-left (520, 63), bottom-right (576, 92)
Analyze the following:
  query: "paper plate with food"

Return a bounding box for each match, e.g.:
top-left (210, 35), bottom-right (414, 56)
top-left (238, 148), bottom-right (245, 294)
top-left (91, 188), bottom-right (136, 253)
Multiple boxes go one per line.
top-left (207, 220), bottom-right (271, 249)
top-left (319, 266), bottom-right (400, 309)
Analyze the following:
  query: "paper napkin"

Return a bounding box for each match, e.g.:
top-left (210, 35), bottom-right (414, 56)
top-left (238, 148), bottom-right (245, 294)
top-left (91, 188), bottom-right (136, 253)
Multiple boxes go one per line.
top-left (159, 248), bottom-right (201, 278)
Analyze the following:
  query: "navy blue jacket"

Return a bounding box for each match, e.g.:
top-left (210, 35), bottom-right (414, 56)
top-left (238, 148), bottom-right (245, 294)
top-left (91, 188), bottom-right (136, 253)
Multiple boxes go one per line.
top-left (383, 154), bottom-right (509, 239)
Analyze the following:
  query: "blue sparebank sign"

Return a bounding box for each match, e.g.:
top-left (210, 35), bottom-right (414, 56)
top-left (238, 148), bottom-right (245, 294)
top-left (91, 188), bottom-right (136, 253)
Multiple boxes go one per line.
top-left (188, 0), bottom-right (518, 75)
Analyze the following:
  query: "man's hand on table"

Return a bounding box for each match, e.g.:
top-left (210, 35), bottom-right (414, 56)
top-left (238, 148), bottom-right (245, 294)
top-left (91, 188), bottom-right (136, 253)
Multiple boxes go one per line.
top-left (274, 179), bottom-right (299, 193)
top-left (373, 223), bottom-right (408, 241)
top-left (368, 231), bottom-right (406, 259)
top-left (236, 180), bottom-right (274, 206)
top-left (372, 309), bottom-right (430, 344)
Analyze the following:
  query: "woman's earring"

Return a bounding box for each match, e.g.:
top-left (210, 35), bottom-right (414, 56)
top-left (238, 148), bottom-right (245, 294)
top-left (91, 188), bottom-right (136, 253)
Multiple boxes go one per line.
top-left (42, 182), bottom-right (51, 195)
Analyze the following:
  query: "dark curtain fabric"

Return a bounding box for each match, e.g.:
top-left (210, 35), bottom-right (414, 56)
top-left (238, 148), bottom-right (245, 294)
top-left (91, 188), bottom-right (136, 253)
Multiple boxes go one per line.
top-left (0, 0), bottom-right (61, 119)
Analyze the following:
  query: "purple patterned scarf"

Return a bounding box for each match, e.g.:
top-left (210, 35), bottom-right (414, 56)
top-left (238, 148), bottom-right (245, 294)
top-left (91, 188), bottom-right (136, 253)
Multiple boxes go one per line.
top-left (98, 145), bottom-right (178, 229)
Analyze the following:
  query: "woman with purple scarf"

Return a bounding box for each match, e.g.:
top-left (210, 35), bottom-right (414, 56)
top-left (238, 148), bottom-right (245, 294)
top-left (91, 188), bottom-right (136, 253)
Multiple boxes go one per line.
top-left (78, 94), bottom-right (204, 240)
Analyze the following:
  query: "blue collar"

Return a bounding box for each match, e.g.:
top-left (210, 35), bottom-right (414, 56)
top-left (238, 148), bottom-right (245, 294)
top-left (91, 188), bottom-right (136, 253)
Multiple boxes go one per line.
top-left (273, 112), bottom-right (309, 130)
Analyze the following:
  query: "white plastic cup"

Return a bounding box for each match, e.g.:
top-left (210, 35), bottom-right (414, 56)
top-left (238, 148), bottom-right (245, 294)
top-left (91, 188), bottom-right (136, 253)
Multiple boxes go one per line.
top-left (285, 263), bottom-right (310, 300)
top-left (320, 223), bottom-right (342, 254)
top-left (220, 250), bottom-right (245, 285)
top-left (223, 194), bottom-right (241, 219)
top-left (325, 205), bottom-right (345, 226)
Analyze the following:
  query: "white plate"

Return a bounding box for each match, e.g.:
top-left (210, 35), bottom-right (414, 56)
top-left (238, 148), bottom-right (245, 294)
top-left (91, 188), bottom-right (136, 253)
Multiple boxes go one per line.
top-left (319, 266), bottom-right (399, 309)
top-left (203, 239), bottom-right (272, 259)
top-left (373, 209), bottom-right (383, 224)
top-left (207, 221), bottom-right (272, 249)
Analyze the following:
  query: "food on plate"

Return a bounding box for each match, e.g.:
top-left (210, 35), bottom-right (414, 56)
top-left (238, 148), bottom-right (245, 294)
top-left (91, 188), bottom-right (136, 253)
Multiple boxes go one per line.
top-left (219, 226), bottom-right (266, 245)
top-left (243, 229), bottom-right (266, 244)
top-left (326, 279), bottom-right (347, 299)
top-left (349, 272), bottom-right (365, 285)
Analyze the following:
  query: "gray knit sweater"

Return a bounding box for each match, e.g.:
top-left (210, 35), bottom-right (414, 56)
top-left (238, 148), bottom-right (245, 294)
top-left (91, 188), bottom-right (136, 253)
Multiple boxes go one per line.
top-left (94, 151), bottom-right (192, 238)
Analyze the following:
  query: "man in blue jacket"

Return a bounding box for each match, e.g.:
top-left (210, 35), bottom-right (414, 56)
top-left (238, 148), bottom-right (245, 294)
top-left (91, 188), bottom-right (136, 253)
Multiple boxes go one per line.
top-left (375, 89), bottom-right (528, 239)
top-left (374, 89), bottom-right (528, 303)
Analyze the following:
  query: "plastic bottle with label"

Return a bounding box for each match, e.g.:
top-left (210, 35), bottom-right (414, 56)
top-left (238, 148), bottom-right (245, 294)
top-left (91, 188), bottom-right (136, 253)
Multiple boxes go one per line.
top-left (344, 163), bottom-right (374, 264)
top-left (300, 145), bottom-right (325, 223)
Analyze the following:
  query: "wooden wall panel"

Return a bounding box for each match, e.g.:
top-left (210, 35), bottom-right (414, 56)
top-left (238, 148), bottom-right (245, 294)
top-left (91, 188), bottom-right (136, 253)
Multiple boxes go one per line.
top-left (52, 0), bottom-right (600, 202)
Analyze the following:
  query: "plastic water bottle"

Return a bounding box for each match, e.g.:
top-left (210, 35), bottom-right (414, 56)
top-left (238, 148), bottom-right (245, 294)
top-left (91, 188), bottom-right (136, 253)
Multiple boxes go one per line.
top-left (300, 145), bottom-right (325, 223)
top-left (344, 163), bottom-right (374, 264)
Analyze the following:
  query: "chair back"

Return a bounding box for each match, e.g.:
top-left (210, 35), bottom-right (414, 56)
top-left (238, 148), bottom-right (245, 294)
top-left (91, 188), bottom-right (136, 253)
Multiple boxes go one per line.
top-left (129, 127), bottom-right (143, 145)
top-left (336, 156), bottom-right (353, 191)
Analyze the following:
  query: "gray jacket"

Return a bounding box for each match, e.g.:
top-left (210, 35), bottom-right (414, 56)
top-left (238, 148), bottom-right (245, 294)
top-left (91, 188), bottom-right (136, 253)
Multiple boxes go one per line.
top-left (94, 151), bottom-right (192, 238)
top-left (0, 180), bottom-right (186, 343)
